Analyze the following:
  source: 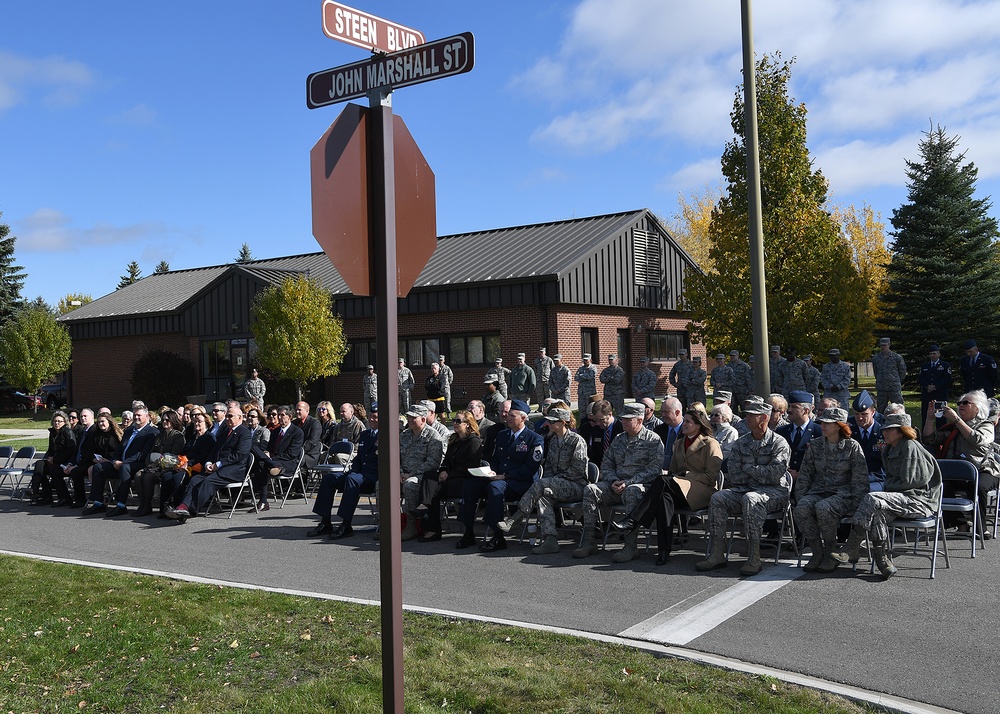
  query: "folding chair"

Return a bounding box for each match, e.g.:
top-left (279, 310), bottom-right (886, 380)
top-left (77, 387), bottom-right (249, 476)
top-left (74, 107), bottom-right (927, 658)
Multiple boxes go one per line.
top-left (0, 446), bottom-right (37, 499)
top-left (939, 459), bottom-right (985, 557)
top-left (676, 471), bottom-right (724, 556)
top-left (886, 487), bottom-right (948, 579)
top-left (211, 454), bottom-right (257, 518)
top-left (306, 442), bottom-right (353, 498)
top-left (986, 485), bottom-right (999, 540)
top-left (0, 446), bottom-right (14, 469)
top-left (726, 481), bottom-right (797, 565)
top-left (520, 461), bottom-right (597, 547)
top-left (272, 450), bottom-right (308, 507)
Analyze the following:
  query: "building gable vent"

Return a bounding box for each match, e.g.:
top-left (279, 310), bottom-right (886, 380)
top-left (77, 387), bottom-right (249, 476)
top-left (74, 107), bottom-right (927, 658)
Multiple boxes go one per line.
top-left (632, 229), bottom-right (662, 286)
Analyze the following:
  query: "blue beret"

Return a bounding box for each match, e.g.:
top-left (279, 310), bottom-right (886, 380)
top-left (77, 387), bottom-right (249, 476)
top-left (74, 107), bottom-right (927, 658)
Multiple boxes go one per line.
top-left (510, 399), bottom-right (530, 415)
top-left (788, 390), bottom-right (813, 405)
top-left (852, 390), bottom-right (875, 412)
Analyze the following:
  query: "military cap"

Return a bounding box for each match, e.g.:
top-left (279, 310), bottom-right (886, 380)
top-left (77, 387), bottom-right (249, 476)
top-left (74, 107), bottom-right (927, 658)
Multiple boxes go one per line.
top-left (582, 353), bottom-right (592, 360)
top-left (420, 400), bottom-right (436, 412)
top-left (964, 339), bottom-right (978, 350)
top-left (879, 337), bottom-right (891, 346)
top-left (715, 390), bottom-right (733, 403)
top-left (743, 396), bottom-right (773, 415)
top-left (770, 345), bottom-right (781, 353)
top-left (405, 404), bottom-right (429, 418)
top-left (817, 407), bottom-right (848, 423)
top-left (495, 357), bottom-right (503, 363)
top-left (828, 348), bottom-right (840, 356)
top-left (788, 390), bottom-right (814, 405)
top-left (553, 353), bottom-right (562, 360)
top-left (619, 403), bottom-right (645, 419)
top-left (369, 401), bottom-right (378, 412)
top-left (730, 349), bottom-right (740, 356)
top-left (678, 348), bottom-right (688, 356)
top-left (639, 356), bottom-right (649, 363)
top-left (544, 407), bottom-right (572, 423)
top-left (882, 412), bottom-right (911, 429)
top-left (852, 390), bottom-right (876, 412)
top-left (509, 399), bottom-right (530, 415)
top-left (929, 344), bottom-right (941, 352)
top-left (484, 375), bottom-right (499, 384)
top-left (608, 353), bottom-right (618, 360)
top-left (692, 355), bottom-right (702, 362)
top-left (516, 352), bottom-right (526, 359)
top-left (539, 347), bottom-right (547, 352)
top-left (366, 364), bottom-right (374, 370)
top-left (716, 353), bottom-right (726, 359)
top-left (438, 354), bottom-right (446, 360)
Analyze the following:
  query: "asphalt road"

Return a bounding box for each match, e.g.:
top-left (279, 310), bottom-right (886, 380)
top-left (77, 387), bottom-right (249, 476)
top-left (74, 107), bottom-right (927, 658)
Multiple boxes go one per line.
top-left (1, 496), bottom-right (994, 714)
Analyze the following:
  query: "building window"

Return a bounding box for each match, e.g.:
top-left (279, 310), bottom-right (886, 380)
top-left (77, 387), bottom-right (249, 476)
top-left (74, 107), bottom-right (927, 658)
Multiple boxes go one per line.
top-left (448, 333), bottom-right (501, 366)
top-left (399, 338), bottom-right (440, 367)
top-left (581, 328), bottom-right (599, 363)
top-left (633, 229), bottom-right (662, 286)
top-left (647, 331), bottom-right (687, 361)
top-left (345, 340), bottom-right (377, 370)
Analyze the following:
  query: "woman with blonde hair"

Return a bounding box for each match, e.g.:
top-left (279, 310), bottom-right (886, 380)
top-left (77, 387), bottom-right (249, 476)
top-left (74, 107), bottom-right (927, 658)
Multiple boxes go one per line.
top-left (416, 409), bottom-right (483, 541)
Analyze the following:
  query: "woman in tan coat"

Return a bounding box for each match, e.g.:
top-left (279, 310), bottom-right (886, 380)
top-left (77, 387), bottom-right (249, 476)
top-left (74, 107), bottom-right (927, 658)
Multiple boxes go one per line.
top-left (612, 408), bottom-right (723, 565)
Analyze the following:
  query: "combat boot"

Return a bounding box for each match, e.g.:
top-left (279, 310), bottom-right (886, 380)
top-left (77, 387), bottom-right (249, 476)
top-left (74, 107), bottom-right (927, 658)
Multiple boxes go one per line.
top-left (496, 509), bottom-right (527, 535)
top-left (802, 537), bottom-right (824, 572)
top-left (832, 525), bottom-right (865, 565)
top-left (572, 529), bottom-right (599, 558)
top-left (817, 543), bottom-right (842, 573)
top-left (872, 541), bottom-right (897, 579)
top-left (695, 538), bottom-right (728, 571)
top-left (739, 542), bottom-right (762, 577)
top-left (531, 534), bottom-right (560, 555)
top-left (400, 517), bottom-right (419, 542)
top-left (612, 531), bottom-right (639, 563)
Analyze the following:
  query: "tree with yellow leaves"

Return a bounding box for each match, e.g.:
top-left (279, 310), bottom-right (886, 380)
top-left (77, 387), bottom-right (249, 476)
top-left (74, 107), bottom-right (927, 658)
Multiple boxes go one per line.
top-left (835, 203), bottom-right (889, 328)
top-left (681, 54), bottom-right (873, 368)
top-left (664, 183), bottom-right (722, 271)
top-left (251, 275), bottom-right (347, 400)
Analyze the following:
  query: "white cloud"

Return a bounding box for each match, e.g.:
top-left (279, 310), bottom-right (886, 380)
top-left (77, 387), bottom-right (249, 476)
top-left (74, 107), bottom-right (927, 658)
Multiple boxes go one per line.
top-left (15, 208), bottom-right (168, 252)
top-left (109, 103), bottom-right (157, 127)
top-left (0, 50), bottom-right (95, 114)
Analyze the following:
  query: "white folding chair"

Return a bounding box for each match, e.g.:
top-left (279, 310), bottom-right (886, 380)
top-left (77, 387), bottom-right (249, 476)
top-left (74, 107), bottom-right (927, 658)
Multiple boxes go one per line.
top-left (272, 450), bottom-right (308, 508)
top-left (211, 454), bottom-right (257, 518)
top-left (0, 446), bottom-right (37, 499)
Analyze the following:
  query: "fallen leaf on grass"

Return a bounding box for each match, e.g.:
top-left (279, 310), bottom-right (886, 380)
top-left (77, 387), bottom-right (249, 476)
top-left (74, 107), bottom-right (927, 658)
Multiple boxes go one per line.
top-left (33, 631), bottom-right (43, 637)
top-left (300, 630), bottom-right (311, 641)
top-left (229, 640), bottom-right (239, 649)
top-left (250, 651), bottom-right (261, 659)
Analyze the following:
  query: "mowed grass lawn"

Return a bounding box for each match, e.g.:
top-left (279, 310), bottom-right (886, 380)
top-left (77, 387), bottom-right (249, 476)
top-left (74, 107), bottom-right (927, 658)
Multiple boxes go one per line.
top-left (0, 557), bottom-right (877, 714)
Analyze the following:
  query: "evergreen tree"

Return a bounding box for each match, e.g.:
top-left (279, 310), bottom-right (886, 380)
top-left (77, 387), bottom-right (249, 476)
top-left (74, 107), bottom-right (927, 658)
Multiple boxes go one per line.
top-left (117, 260), bottom-right (143, 289)
top-left (235, 243), bottom-right (254, 264)
top-left (882, 126), bottom-right (1000, 368)
top-left (0, 212), bottom-right (27, 328)
top-left (154, 260), bottom-right (170, 274)
top-left (682, 54), bottom-right (873, 365)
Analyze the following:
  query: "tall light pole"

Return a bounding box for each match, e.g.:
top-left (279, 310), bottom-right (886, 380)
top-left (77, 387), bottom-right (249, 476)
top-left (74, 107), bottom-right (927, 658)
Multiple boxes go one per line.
top-left (741, 0), bottom-right (771, 397)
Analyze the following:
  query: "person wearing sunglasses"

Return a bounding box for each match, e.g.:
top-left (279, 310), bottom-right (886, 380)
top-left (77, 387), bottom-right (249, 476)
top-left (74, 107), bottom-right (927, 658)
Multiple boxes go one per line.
top-left (922, 389), bottom-right (999, 536)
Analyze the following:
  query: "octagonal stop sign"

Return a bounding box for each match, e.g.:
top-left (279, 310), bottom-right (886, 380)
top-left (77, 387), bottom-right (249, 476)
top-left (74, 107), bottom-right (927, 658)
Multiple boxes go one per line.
top-left (310, 103), bottom-right (436, 297)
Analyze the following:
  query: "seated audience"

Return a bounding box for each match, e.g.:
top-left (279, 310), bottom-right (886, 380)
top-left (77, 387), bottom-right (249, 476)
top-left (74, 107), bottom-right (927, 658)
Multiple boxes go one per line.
top-left (417, 410), bottom-right (483, 542)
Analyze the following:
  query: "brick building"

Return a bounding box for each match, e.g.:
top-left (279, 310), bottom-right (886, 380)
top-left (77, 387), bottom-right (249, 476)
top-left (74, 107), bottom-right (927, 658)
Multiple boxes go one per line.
top-left (59, 208), bottom-right (704, 411)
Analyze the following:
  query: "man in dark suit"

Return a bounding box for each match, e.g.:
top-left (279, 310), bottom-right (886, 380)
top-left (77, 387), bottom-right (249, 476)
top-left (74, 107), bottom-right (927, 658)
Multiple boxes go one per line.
top-left (578, 400), bottom-right (624, 467)
top-left (849, 391), bottom-right (885, 491)
top-left (919, 344), bottom-right (952, 423)
top-left (307, 402), bottom-right (381, 539)
top-left (775, 391), bottom-right (822, 480)
top-left (458, 399), bottom-right (544, 552)
top-left (63, 408), bottom-right (96, 507)
top-left (294, 401), bottom-right (323, 468)
top-left (653, 396), bottom-right (684, 470)
top-left (168, 405), bottom-right (252, 521)
top-left (84, 406), bottom-right (158, 516)
top-left (250, 404), bottom-right (304, 512)
top-left (959, 338), bottom-right (998, 397)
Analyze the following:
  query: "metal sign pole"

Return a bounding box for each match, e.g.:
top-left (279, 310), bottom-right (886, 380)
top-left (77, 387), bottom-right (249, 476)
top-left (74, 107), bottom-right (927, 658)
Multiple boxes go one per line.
top-left (369, 85), bottom-right (405, 714)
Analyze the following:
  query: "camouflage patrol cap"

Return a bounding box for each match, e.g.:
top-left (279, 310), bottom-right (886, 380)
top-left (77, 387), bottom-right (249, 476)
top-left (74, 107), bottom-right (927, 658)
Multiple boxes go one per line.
top-left (678, 348), bottom-right (688, 356)
top-left (715, 391), bottom-right (733, 403)
top-left (553, 353), bottom-right (562, 360)
top-left (879, 337), bottom-right (891, 346)
top-left (770, 345), bottom-right (781, 353)
top-left (619, 403), bottom-right (645, 419)
top-left (828, 348), bottom-right (840, 356)
top-left (544, 407), bottom-right (572, 423)
top-left (882, 412), bottom-right (911, 429)
top-left (817, 407), bottom-right (848, 423)
top-left (405, 404), bottom-right (430, 418)
top-left (742, 396), bottom-right (773, 415)
top-left (716, 353), bottom-right (726, 359)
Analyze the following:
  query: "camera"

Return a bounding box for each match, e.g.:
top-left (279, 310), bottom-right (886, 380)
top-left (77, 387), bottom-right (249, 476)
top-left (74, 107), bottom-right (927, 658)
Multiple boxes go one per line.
top-left (934, 401), bottom-right (946, 410)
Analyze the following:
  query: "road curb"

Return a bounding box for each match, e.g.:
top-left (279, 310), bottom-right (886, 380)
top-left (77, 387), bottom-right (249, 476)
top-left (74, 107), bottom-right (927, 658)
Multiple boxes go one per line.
top-left (0, 549), bottom-right (959, 714)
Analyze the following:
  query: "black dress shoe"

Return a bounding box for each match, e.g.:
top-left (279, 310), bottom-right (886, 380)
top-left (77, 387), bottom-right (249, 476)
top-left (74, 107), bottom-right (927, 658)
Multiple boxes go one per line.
top-left (82, 503), bottom-right (107, 515)
top-left (30, 496), bottom-right (53, 506)
top-left (455, 533), bottom-right (477, 549)
top-left (479, 535), bottom-right (507, 553)
top-left (329, 525), bottom-right (355, 540)
top-left (655, 552), bottom-right (671, 566)
top-left (53, 498), bottom-right (72, 508)
top-left (106, 505), bottom-right (129, 517)
top-left (611, 517), bottom-right (639, 533)
top-left (307, 523), bottom-right (333, 537)
top-left (418, 531), bottom-right (442, 542)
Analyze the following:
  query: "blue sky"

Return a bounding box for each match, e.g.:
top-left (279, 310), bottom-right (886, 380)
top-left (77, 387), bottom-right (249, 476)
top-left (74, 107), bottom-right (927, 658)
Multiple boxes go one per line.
top-left (4, 0), bottom-right (1000, 307)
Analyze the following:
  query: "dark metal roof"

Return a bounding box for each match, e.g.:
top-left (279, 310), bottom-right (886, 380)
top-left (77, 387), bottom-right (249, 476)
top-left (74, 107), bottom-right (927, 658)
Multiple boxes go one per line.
top-left (61, 208), bottom-right (690, 323)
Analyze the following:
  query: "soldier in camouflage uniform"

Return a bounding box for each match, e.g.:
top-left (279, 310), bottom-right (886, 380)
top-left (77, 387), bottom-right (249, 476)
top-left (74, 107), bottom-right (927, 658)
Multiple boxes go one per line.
top-left (600, 354), bottom-right (627, 414)
top-left (803, 355), bottom-right (822, 406)
top-left (496, 407), bottom-right (589, 554)
top-left (398, 358), bottom-right (415, 412)
top-left (769, 345), bottom-right (787, 395)
top-left (669, 348), bottom-right (693, 409)
top-left (871, 337), bottom-right (907, 412)
top-left (509, 353), bottom-right (537, 404)
top-left (534, 348), bottom-right (555, 402)
top-left (549, 353), bottom-right (571, 404)
top-left (437, 355), bottom-right (454, 416)
top-left (780, 347), bottom-right (810, 399)
top-left (821, 348), bottom-right (852, 408)
top-left (575, 353), bottom-right (598, 408)
top-left (399, 404), bottom-right (446, 541)
top-left (362, 365), bottom-right (378, 415)
top-left (696, 396), bottom-right (791, 576)
top-left (486, 358), bottom-right (511, 398)
top-left (685, 356), bottom-right (708, 408)
top-left (792, 407), bottom-right (868, 573)
top-left (710, 354), bottom-right (734, 405)
top-left (574, 403), bottom-right (664, 561)
top-left (483, 378), bottom-right (505, 422)
top-left (728, 350), bottom-right (754, 412)
top-left (631, 356), bottom-right (658, 402)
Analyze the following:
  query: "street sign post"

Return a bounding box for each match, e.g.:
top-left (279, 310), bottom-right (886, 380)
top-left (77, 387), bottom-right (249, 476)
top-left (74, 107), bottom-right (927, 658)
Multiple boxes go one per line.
top-left (307, 32), bottom-right (474, 109)
top-left (307, 14), bottom-right (474, 712)
top-left (321, 0), bottom-right (425, 53)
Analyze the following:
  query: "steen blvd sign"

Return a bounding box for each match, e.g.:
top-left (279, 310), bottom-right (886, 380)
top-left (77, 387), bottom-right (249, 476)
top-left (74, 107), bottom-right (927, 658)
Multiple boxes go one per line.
top-left (306, 32), bottom-right (474, 109)
top-left (321, 0), bottom-right (425, 53)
